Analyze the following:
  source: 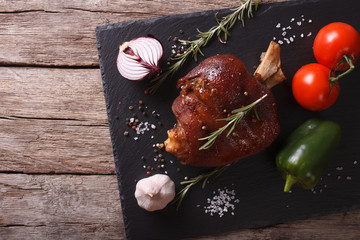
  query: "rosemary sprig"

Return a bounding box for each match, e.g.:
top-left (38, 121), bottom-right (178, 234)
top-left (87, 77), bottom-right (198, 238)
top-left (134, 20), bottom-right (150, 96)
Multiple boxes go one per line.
top-left (148, 0), bottom-right (259, 94)
top-left (198, 94), bottom-right (267, 150)
top-left (172, 164), bottom-right (231, 211)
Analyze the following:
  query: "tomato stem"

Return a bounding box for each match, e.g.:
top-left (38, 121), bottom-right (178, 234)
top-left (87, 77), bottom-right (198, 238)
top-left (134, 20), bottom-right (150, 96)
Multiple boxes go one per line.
top-left (329, 54), bottom-right (355, 84)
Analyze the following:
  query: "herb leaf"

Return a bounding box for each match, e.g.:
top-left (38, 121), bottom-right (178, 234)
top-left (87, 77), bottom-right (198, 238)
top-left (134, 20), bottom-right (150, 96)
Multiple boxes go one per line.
top-left (172, 164), bottom-right (231, 211)
top-left (148, 0), bottom-right (259, 94)
top-left (198, 94), bottom-right (267, 150)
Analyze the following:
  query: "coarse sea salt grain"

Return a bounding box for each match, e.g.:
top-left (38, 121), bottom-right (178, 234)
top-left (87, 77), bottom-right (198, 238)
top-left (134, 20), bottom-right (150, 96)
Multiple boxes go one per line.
top-left (136, 122), bottom-right (150, 134)
top-left (272, 14), bottom-right (314, 45)
top-left (203, 186), bottom-right (240, 217)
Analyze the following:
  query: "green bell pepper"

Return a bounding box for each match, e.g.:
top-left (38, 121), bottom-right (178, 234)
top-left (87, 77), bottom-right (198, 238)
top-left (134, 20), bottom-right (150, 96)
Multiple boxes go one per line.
top-left (276, 118), bottom-right (341, 192)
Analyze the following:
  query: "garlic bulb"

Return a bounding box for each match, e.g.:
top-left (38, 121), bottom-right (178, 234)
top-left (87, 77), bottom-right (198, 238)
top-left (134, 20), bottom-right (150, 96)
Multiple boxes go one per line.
top-left (134, 174), bottom-right (175, 211)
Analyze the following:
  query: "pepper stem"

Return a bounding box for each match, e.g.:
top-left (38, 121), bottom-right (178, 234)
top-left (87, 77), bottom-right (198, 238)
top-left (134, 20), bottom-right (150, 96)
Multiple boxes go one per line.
top-left (284, 174), bottom-right (297, 192)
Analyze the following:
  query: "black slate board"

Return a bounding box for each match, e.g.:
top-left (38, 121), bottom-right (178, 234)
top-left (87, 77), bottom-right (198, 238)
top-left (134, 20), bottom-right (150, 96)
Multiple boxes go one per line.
top-left (96, 0), bottom-right (360, 239)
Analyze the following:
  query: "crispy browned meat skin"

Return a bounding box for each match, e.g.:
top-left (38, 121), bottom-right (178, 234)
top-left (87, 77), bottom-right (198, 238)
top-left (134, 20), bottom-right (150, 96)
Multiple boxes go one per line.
top-left (164, 54), bottom-right (280, 167)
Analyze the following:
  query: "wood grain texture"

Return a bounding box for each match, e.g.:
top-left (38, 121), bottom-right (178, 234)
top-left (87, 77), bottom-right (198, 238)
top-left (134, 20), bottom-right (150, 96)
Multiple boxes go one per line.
top-left (0, 67), bottom-right (114, 174)
top-left (0, 174), bottom-right (124, 239)
top-left (0, 117), bottom-right (114, 174)
top-left (1, 174), bottom-right (359, 240)
top-left (0, 67), bottom-right (106, 121)
top-left (187, 210), bottom-right (360, 240)
top-left (1, 0), bottom-right (360, 239)
top-left (0, 0), bottom-right (264, 67)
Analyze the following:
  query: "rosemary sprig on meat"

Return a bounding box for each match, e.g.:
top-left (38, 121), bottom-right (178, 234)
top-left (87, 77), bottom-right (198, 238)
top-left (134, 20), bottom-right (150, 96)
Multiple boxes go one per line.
top-left (199, 94), bottom-right (267, 150)
top-left (172, 163), bottom-right (231, 210)
top-left (148, 0), bottom-right (259, 94)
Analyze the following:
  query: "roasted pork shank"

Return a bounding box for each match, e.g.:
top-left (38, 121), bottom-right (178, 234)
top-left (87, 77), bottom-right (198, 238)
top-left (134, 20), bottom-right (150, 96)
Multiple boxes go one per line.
top-left (165, 41), bottom-right (286, 167)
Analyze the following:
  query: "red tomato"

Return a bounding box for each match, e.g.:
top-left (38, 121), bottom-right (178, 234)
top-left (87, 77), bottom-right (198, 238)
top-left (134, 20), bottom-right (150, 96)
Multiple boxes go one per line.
top-left (292, 63), bottom-right (339, 111)
top-left (313, 22), bottom-right (360, 70)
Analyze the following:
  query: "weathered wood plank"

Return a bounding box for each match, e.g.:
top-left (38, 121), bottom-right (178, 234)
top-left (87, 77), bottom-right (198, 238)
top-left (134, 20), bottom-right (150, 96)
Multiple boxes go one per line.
top-left (188, 211), bottom-right (360, 240)
top-left (0, 0), bottom-right (242, 13)
top-left (0, 118), bottom-right (114, 174)
top-left (0, 174), bottom-right (125, 239)
top-left (0, 67), bottom-right (106, 121)
top-left (1, 67), bottom-right (114, 174)
top-left (0, 174), bottom-right (359, 240)
top-left (0, 0), bottom-right (280, 66)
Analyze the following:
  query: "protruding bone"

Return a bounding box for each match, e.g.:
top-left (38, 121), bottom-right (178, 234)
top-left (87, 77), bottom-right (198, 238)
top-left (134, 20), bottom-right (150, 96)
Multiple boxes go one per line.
top-left (254, 41), bottom-right (287, 89)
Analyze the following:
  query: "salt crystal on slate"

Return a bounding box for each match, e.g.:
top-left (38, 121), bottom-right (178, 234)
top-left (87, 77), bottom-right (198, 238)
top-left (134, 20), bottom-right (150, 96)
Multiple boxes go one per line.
top-left (203, 186), bottom-right (239, 217)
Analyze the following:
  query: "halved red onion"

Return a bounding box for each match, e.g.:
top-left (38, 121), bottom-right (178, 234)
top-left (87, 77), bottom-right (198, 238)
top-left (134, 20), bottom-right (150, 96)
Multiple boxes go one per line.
top-left (117, 37), bottom-right (163, 81)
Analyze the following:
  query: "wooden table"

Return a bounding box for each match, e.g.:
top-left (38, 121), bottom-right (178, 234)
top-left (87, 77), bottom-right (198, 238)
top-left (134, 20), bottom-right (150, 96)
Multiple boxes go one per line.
top-left (1, 0), bottom-right (360, 239)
